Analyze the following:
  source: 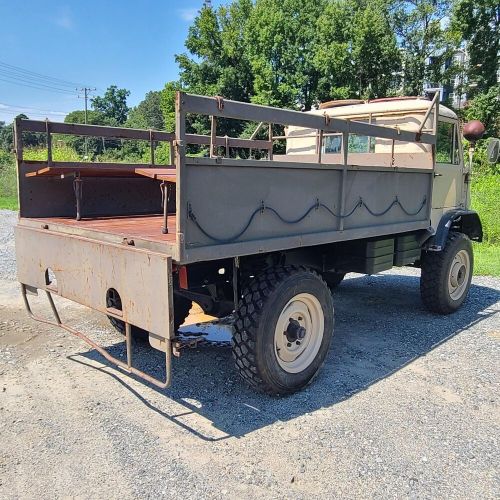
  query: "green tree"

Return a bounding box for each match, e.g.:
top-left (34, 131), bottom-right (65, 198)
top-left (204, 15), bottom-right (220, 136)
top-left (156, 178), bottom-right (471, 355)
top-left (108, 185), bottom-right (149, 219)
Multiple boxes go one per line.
top-left (391, 0), bottom-right (453, 95)
top-left (0, 120), bottom-right (14, 152)
top-left (451, 0), bottom-right (499, 97)
top-left (314, 0), bottom-right (355, 101)
top-left (465, 85), bottom-right (500, 138)
top-left (64, 109), bottom-right (112, 157)
top-left (64, 110), bottom-right (108, 126)
top-left (245, 0), bottom-right (326, 110)
top-left (2, 114), bottom-right (46, 149)
top-left (175, 1), bottom-right (254, 138)
top-left (352, 0), bottom-right (401, 98)
top-left (176, 0), bottom-right (254, 101)
top-left (126, 90), bottom-right (164, 130)
top-left (160, 81), bottom-right (182, 132)
top-left (91, 85), bottom-right (130, 125)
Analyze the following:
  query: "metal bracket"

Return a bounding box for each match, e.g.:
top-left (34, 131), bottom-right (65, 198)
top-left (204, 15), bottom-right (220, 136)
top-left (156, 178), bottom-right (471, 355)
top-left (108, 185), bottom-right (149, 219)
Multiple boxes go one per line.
top-left (21, 284), bottom-right (173, 389)
top-left (161, 181), bottom-right (169, 234)
top-left (215, 95), bottom-right (224, 111)
top-left (73, 175), bottom-right (83, 221)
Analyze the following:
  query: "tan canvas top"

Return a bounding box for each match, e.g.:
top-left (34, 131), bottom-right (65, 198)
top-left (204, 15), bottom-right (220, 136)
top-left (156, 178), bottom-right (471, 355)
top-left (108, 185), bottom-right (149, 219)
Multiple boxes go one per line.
top-left (285, 97), bottom-right (456, 159)
top-left (307, 98), bottom-right (457, 120)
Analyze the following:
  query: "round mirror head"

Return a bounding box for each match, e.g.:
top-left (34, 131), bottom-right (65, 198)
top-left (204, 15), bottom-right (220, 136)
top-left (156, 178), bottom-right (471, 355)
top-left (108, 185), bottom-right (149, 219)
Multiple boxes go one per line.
top-left (463, 120), bottom-right (486, 142)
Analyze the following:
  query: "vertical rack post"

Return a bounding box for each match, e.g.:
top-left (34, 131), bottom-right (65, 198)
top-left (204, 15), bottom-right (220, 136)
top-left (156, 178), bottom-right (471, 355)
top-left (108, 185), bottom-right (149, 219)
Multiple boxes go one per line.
top-left (149, 129), bottom-right (155, 166)
top-left (268, 123), bottom-right (273, 160)
top-left (338, 131), bottom-right (349, 231)
top-left (46, 120), bottom-right (52, 167)
top-left (14, 117), bottom-right (23, 163)
top-left (317, 129), bottom-right (323, 164)
top-left (14, 118), bottom-right (23, 216)
top-left (161, 181), bottom-right (169, 234)
top-left (169, 139), bottom-right (175, 166)
top-left (74, 174), bottom-right (83, 221)
top-left (175, 91), bottom-right (187, 244)
top-left (210, 116), bottom-right (217, 158)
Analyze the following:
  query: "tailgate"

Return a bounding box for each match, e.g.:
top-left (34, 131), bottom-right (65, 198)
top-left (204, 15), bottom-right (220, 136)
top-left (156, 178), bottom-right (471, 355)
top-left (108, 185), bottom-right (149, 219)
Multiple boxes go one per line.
top-left (15, 224), bottom-right (173, 350)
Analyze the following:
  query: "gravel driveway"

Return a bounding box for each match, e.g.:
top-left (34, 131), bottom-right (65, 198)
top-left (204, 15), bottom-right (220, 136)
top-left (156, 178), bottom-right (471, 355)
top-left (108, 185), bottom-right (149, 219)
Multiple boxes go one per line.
top-left (0, 209), bottom-right (499, 499)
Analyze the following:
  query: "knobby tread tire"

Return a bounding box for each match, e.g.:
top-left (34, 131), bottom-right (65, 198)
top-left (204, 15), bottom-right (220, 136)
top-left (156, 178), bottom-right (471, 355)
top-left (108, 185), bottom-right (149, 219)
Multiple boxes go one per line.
top-left (232, 265), bottom-right (333, 395)
top-left (420, 231), bottom-right (473, 314)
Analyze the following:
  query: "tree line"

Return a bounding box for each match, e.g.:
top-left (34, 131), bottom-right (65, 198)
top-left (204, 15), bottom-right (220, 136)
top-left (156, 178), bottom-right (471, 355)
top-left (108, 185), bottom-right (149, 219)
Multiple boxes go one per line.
top-left (1, 0), bottom-right (498, 161)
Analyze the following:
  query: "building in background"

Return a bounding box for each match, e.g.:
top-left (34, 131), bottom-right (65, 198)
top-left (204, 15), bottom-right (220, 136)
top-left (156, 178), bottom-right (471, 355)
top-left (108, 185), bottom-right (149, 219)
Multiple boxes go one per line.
top-left (424, 47), bottom-right (469, 109)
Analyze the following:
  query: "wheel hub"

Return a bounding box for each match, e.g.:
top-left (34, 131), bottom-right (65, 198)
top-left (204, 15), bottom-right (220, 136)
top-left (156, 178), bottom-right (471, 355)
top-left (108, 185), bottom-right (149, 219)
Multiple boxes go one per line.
top-left (450, 262), bottom-right (466, 288)
top-left (285, 318), bottom-right (306, 343)
top-left (274, 293), bottom-right (325, 374)
top-left (448, 249), bottom-right (471, 300)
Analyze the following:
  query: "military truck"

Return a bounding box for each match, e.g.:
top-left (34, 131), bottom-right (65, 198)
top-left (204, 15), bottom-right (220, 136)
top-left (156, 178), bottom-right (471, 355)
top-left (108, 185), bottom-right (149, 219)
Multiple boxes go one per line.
top-left (14, 92), bottom-right (484, 395)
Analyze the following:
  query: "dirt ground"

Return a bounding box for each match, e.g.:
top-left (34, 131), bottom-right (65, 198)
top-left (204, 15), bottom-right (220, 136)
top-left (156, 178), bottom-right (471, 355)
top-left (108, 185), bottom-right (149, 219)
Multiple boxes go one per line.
top-left (1, 265), bottom-right (499, 499)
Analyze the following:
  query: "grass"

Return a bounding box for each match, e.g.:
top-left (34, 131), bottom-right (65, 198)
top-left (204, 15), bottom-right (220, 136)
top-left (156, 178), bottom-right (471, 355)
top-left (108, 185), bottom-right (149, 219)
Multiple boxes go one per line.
top-left (471, 175), bottom-right (499, 276)
top-left (0, 195), bottom-right (18, 210)
top-left (473, 243), bottom-right (500, 276)
top-left (0, 151), bottom-right (17, 210)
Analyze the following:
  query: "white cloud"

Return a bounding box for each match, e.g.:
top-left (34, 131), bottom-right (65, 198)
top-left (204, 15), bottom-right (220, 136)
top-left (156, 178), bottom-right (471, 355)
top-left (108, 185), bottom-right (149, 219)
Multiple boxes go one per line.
top-left (178, 8), bottom-right (198, 22)
top-left (54, 7), bottom-right (74, 30)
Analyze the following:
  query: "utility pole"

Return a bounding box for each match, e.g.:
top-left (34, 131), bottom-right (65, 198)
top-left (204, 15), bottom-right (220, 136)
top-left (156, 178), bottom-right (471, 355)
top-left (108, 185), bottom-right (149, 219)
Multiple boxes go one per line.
top-left (78, 87), bottom-right (96, 159)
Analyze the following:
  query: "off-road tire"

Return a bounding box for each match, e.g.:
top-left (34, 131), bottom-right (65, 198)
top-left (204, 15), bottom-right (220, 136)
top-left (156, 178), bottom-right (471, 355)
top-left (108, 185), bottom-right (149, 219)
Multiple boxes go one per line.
top-left (107, 296), bottom-right (192, 339)
top-left (323, 271), bottom-right (346, 289)
top-left (420, 231), bottom-right (473, 314)
top-left (232, 266), bottom-right (334, 395)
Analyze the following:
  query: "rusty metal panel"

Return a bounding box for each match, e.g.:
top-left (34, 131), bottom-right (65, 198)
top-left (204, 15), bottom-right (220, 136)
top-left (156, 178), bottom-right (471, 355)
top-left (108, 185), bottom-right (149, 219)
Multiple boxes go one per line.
top-left (15, 225), bottom-right (173, 344)
top-left (18, 176), bottom-right (164, 219)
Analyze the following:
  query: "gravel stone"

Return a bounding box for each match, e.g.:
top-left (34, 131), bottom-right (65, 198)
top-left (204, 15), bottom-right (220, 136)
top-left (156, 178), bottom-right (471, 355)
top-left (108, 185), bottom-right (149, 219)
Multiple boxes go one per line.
top-left (0, 209), bottom-right (17, 281)
top-left (0, 209), bottom-right (498, 499)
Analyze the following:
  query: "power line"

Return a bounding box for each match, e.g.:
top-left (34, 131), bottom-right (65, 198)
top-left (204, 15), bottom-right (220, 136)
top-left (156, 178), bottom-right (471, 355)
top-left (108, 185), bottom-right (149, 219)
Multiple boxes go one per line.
top-left (0, 68), bottom-right (78, 93)
top-left (0, 60), bottom-right (89, 88)
top-left (0, 109), bottom-right (66, 120)
top-left (0, 76), bottom-right (77, 95)
top-left (0, 68), bottom-right (77, 92)
top-left (0, 102), bottom-right (68, 114)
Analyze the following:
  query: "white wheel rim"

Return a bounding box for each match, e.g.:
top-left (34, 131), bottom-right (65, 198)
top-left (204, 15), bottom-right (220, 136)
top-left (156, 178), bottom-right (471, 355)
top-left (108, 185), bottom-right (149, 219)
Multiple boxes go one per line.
top-left (274, 293), bottom-right (324, 374)
top-left (448, 249), bottom-right (470, 300)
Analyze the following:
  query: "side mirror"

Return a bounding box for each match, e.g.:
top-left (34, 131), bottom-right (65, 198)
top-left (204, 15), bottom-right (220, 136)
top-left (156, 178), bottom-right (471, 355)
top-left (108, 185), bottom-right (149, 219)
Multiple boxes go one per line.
top-left (487, 138), bottom-right (500, 164)
top-left (463, 120), bottom-right (486, 143)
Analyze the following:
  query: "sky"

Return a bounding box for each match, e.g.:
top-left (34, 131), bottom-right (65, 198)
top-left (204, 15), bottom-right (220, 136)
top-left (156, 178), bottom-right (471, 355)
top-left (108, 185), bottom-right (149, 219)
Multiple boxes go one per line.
top-left (0, 0), bottom-right (223, 124)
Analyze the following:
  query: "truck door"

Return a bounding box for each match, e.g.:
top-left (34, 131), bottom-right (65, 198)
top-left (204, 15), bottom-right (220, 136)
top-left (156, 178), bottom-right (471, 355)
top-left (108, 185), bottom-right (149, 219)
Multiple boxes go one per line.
top-left (432, 119), bottom-right (464, 209)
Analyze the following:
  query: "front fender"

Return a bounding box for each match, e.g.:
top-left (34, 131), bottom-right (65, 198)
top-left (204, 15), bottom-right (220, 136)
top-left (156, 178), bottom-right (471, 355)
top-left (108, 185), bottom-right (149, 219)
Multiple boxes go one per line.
top-left (425, 209), bottom-right (483, 251)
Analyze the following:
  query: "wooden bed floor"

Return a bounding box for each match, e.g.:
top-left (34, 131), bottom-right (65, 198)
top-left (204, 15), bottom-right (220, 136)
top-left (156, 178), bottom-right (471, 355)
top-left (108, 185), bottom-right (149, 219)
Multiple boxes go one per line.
top-left (34, 214), bottom-right (177, 243)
